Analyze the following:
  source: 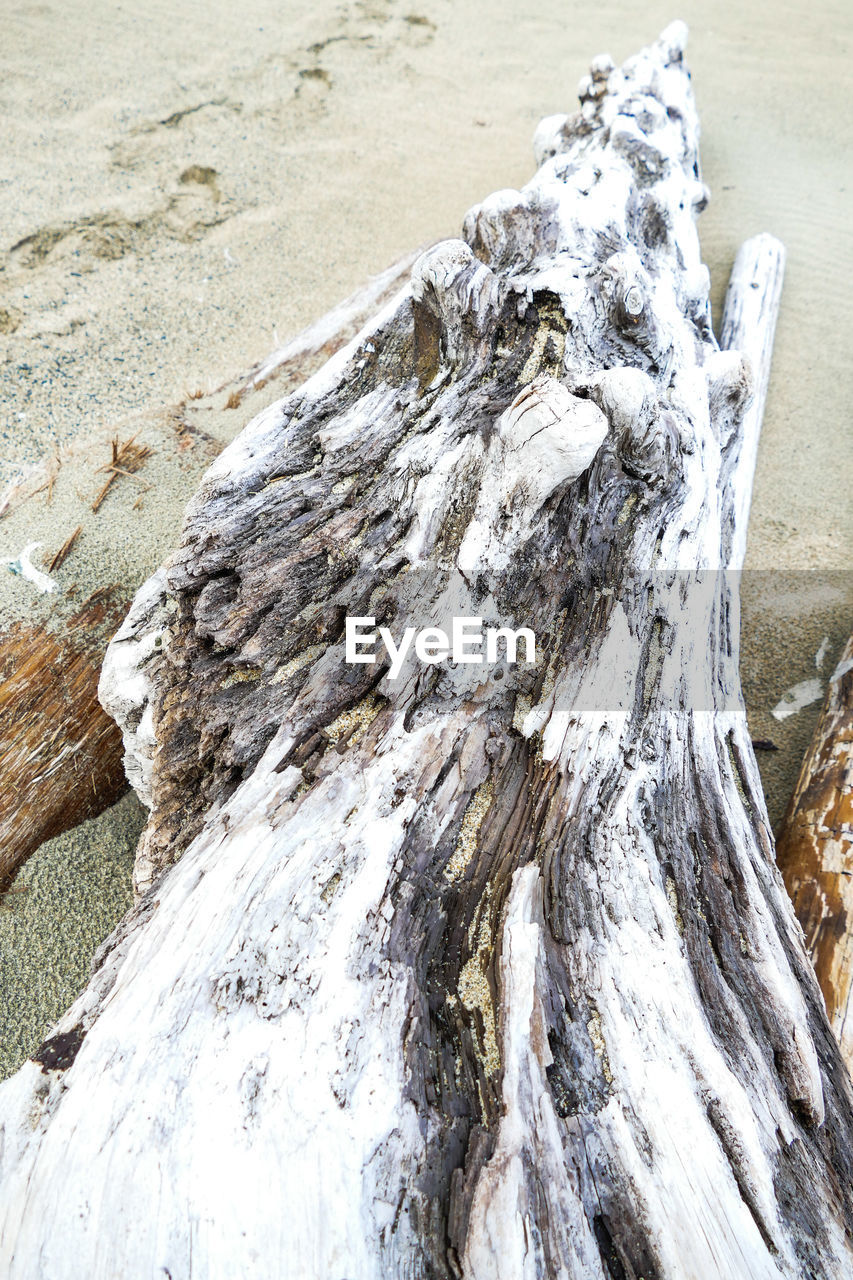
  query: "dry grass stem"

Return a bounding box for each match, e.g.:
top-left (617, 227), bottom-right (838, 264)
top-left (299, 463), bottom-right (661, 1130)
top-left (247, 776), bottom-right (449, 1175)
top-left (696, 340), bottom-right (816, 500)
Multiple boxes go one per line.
top-left (92, 433), bottom-right (153, 512)
top-left (47, 526), bottom-right (82, 573)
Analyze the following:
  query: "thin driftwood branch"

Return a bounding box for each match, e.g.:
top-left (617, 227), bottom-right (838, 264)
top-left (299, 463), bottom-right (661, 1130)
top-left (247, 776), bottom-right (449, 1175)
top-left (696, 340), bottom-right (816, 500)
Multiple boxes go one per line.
top-left (719, 233), bottom-right (786, 570)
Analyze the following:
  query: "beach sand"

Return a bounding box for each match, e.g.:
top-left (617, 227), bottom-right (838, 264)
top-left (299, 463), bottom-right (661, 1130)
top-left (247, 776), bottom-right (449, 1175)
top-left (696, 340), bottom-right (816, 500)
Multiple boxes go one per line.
top-left (0, 790), bottom-right (143, 1082)
top-left (0, 0), bottom-right (850, 1077)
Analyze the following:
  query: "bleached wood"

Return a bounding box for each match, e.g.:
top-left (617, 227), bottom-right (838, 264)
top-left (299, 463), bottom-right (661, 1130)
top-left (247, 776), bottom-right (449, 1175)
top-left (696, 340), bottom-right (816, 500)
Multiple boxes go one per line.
top-left (719, 233), bottom-right (786, 569)
top-left (1, 21), bottom-right (851, 1280)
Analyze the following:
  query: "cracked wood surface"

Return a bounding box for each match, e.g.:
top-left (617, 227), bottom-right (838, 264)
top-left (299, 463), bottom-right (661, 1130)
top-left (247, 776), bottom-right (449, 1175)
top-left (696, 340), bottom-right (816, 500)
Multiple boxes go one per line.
top-left (1, 22), bottom-right (852, 1280)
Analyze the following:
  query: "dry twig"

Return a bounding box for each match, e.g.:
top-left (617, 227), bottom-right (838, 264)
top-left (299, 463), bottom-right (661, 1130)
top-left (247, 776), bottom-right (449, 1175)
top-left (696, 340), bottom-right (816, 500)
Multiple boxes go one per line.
top-left (92, 433), bottom-right (153, 512)
top-left (47, 526), bottom-right (82, 574)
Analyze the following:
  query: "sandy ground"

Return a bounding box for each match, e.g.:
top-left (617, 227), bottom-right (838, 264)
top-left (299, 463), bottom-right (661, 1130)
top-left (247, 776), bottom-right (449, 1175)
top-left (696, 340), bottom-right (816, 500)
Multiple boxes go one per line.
top-left (0, 0), bottom-right (850, 1077)
top-left (0, 790), bottom-right (142, 1081)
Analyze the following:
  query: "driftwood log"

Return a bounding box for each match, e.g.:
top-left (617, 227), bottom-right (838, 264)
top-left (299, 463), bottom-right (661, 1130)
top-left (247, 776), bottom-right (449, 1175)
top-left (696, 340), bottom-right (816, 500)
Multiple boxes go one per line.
top-left (777, 636), bottom-right (853, 1066)
top-left (2, 22), bottom-right (853, 1279)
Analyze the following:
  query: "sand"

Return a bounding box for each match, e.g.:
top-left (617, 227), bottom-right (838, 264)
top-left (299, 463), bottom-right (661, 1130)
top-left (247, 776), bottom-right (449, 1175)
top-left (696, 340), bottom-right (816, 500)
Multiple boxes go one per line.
top-left (0, 790), bottom-right (144, 1081)
top-left (0, 0), bottom-right (850, 1078)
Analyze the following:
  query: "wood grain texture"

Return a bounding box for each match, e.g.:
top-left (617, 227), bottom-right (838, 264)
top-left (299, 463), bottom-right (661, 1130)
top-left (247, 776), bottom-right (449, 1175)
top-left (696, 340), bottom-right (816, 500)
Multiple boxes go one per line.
top-left (1, 22), bottom-right (852, 1280)
top-left (0, 592), bottom-right (129, 888)
top-left (719, 234), bottom-right (786, 570)
top-left (777, 637), bottom-right (853, 1062)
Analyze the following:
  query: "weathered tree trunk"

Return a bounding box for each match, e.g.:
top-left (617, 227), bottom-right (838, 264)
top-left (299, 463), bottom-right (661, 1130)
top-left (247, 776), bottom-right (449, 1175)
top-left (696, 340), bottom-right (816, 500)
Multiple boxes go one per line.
top-left (1, 21), bottom-right (852, 1279)
top-left (777, 636), bottom-right (853, 1065)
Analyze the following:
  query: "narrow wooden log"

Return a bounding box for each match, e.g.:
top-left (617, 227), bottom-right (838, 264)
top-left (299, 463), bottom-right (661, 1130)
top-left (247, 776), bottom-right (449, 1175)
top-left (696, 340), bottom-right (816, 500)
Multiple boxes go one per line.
top-left (776, 636), bottom-right (853, 1062)
top-left (719, 234), bottom-right (786, 570)
top-left (1, 22), bottom-right (852, 1280)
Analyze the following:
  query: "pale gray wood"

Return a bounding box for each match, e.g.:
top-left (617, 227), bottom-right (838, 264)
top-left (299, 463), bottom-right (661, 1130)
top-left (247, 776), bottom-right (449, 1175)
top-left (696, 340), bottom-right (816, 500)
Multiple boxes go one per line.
top-left (719, 233), bottom-right (786, 569)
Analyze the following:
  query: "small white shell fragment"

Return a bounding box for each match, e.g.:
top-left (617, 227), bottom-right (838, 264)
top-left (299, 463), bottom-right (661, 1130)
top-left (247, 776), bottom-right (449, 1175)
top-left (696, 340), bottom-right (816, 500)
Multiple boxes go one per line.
top-left (4, 541), bottom-right (57, 594)
top-left (772, 678), bottom-right (824, 721)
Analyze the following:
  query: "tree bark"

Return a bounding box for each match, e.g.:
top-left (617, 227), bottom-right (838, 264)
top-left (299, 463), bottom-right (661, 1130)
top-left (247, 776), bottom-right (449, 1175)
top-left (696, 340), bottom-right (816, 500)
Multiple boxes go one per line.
top-left (776, 636), bottom-right (853, 1066)
top-left (1, 21), bottom-right (852, 1280)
